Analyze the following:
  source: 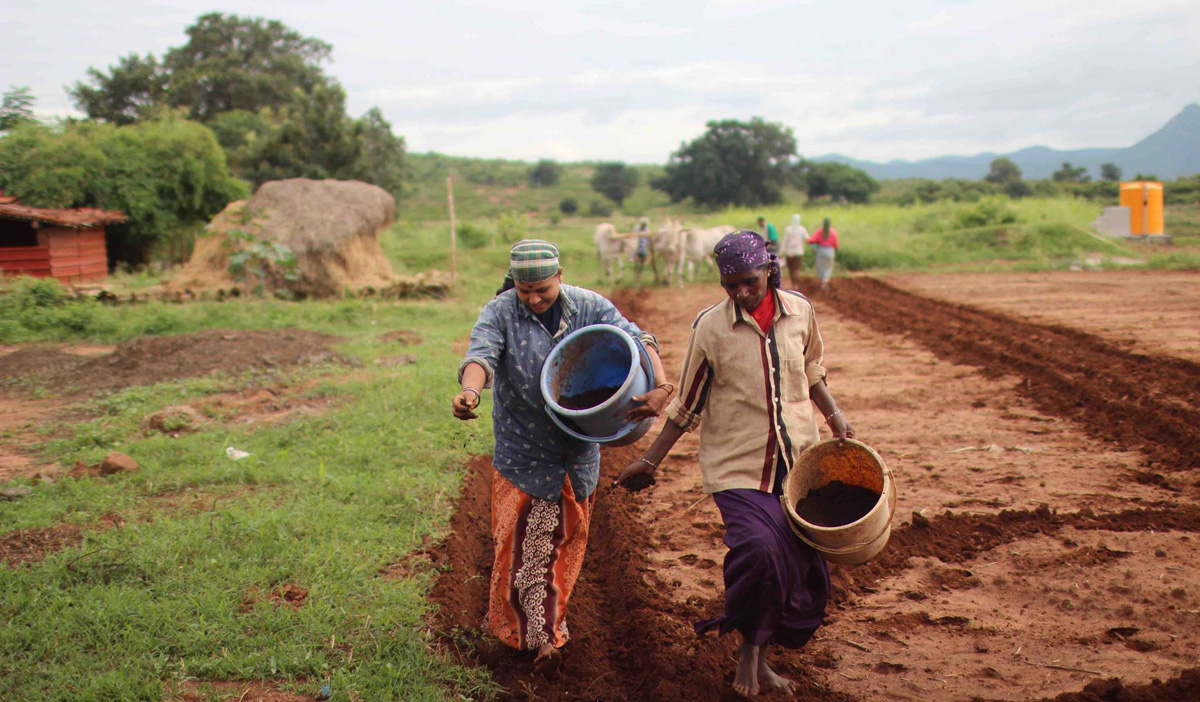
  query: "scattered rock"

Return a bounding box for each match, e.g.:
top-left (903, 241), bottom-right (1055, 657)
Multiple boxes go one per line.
top-left (141, 404), bottom-right (205, 435)
top-left (374, 354), bottom-right (419, 368)
top-left (99, 452), bottom-right (139, 475)
top-left (0, 485), bottom-right (33, 500)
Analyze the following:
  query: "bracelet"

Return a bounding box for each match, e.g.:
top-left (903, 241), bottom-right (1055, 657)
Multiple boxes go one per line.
top-left (462, 387), bottom-right (481, 407)
top-left (654, 382), bottom-right (675, 396)
top-left (638, 456), bottom-right (659, 469)
top-left (825, 409), bottom-right (843, 422)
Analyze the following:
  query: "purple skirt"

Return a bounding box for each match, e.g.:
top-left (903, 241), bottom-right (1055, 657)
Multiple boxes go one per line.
top-left (695, 488), bottom-right (830, 648)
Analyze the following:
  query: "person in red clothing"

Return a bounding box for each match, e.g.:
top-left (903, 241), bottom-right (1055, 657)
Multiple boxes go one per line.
top-left (807, 217), bottom-right (839, 293)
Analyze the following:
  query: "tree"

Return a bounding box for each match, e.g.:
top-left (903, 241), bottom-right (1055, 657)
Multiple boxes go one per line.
top-left (1100, 163), bottom-right (1122, 182)
top-left (559, 197), bottom-right (578, 214)
top-left (1052, 161), bottom-right (1090, 183)
top-left (528, 159), bottom-right (561, 187)
top-left (801, 162), bottom-right (880, 203)
top-left (163, 13), bottom-right (332, 122)
top-left (0, 86), bottom-right (36, 131)
top-left (656, 118), bottom-right (798, 207)
top-left (0, 119), bottom-right (246, 265)
top-left (70, 14), bottom-right (406, 197)
top-left (69, 54), bottom-right (168, 125)
top-left (590, 162), bottom-right (638, 207)
top-left (984, 157), bottom-right (1022, 186)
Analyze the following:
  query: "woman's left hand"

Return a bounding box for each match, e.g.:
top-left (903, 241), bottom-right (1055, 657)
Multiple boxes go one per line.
top-left (829, 413), bottom-right (856, 440)
top-left (627, 387), bottom-right (670, 420)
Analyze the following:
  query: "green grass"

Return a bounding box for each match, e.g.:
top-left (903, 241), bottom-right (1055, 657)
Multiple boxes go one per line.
top-left (0, 279), bottom-right (501, 700)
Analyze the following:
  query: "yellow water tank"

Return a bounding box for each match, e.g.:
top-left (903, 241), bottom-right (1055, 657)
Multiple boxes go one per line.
top-left (1119, 181), bottom-right (1164, 235)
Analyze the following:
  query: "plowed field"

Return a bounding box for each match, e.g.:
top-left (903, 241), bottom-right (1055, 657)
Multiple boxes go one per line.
top-left (430, 274), bottom-right (1200, 701)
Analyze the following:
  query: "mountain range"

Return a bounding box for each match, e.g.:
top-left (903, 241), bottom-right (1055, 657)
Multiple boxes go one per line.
top-left (813, 103), bottom-right (1200, 181)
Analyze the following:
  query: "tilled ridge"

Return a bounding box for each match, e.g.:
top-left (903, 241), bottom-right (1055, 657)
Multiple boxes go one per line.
top-left (831, 504), bottom-right (1200, 598)
top-left (813, 278), bottom-right (1200, 471)
top-left (428, 454), bottom-right (858, 702)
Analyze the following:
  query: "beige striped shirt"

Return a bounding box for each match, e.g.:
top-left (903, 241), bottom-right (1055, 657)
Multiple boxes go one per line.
top-left (665, 289), bottom-right (828, 494)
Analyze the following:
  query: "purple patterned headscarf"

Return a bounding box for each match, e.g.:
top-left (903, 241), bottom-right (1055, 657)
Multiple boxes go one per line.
top-left (714, 230), bottom-right (782, 288)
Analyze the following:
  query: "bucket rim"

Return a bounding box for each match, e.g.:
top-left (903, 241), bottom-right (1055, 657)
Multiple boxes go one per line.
top-left (539, 323), bottom-right (640, 418)
top-left (783, 438), bottom-right (891, 533)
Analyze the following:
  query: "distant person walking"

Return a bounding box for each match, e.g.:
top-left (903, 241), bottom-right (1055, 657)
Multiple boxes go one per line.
top-left (756, 216), bottom-right (779, 255)
top-left (781, 214), bottom-right (808, 289)
top-left (807, 218), bottom-right (839, 293)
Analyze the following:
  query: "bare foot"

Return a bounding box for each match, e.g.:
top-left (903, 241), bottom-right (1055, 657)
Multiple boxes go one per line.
top-left (534, 643), bottom-right (562, 681)
top-left (757, 650), bottom-right (796, 695)
top-left (732, 638), bottom-right (760, 697)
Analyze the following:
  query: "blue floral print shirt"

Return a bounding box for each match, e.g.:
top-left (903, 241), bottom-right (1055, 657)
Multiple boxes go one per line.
top-left (458, 284), bottom-right (657, 501)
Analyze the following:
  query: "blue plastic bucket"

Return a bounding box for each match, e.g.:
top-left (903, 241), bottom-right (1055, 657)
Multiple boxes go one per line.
top-left (540, 324), bottom-right (655, 446)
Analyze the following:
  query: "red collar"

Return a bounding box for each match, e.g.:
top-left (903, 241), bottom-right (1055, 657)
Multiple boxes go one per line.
top-left (749, 288), bottom-right (776, 333)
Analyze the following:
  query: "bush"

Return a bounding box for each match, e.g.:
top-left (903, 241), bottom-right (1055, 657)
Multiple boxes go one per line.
top-left (496, 211), bottom-right (528, 243)
top-left (588, 200), bottom-right (614, 217)
top-left (954, 197), bottom-right (1018, 229)
top-left (0, 277), bottom-right (101, 342)
top-left (0, 118), bottom-right (246, 266)
top-left (455, 221), bottom-right (490, 250)
top-left (559, 197), bottom-right (578, 214)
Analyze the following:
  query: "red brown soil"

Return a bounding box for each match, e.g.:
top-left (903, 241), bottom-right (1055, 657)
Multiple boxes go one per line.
top-left (557, 385), bottom-right (621, 410)
top-left (812, 277), bottom-right (1200, 472)
top-left (428, 276), bottom-right (1200, 702)
top-left (0, 329), bottom-right (349, 397)
top-left (797, 481), bottom-right (881, 527)
top-left (888, 271), bottom-right (1200, 363)
top-left (0, 512), bottom-right (124, 567)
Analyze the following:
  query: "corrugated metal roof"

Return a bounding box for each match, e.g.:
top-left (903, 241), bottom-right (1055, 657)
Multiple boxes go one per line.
top-left (0, 203), bottom-right (128, 228)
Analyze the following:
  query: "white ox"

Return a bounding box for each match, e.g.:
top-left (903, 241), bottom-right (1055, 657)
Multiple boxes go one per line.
top-left (594, 223), bottom-right (630, 283)
top-left (649, 218), bottom-right (686, 288)
top-left (678, 224), bottom-right (735, 282)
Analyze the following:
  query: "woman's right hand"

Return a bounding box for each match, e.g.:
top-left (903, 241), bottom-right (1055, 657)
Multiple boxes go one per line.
top-left (452, 390), bottom-right (480, 421)
top-left (614, 458), bottom-right (657, 492)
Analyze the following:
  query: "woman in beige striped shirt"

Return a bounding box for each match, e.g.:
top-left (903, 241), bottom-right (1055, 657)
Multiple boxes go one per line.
top-left (616, 230), bottom-right (854, 697)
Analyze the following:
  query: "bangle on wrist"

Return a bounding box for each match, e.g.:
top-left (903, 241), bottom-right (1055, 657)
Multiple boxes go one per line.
top-left (638, 456), bottom-right (659, 469)
top-left (654, 382), bottom-right (675, 396)
top-left (462, 387), bottom-right (481, 407)
top-left (825, 408), bottom-right (843, 422)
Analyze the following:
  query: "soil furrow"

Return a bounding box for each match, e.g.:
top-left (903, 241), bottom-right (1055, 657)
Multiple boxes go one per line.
top-left (812, 278), bottom-right (1200, 471)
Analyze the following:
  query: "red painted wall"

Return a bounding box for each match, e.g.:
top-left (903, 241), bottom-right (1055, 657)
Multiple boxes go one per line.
top-left (0, 226), bottom-right (108, 283)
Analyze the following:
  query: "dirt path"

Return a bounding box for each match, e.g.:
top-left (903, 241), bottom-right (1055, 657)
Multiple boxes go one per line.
top-left (428, 278), bottom-right (1200, 702)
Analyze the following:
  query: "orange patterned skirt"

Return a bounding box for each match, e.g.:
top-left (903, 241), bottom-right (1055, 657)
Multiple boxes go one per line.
top-left (488, 467), bottom-right (595, 651)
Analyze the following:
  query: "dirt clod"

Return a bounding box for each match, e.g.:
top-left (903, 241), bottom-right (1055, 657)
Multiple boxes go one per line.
top-left (99, 451), bottom-right (138, 475)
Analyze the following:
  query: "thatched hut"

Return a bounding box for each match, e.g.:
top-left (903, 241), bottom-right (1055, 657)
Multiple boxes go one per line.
top-left (172, 179), bottom-right (400, 297)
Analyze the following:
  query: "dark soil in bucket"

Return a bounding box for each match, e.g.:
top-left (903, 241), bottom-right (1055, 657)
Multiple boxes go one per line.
top-left (797, 480), bottom-right (881, 527)
top-left (558, 384), bottom-right (622, 410)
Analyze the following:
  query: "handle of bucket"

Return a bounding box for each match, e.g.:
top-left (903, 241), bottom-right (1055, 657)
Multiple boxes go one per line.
top-left (781, 467), bottom-right (899, 557)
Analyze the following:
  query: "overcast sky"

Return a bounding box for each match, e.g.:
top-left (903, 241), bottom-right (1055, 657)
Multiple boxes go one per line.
top-left (5, 0), bottom-right (1198, 163)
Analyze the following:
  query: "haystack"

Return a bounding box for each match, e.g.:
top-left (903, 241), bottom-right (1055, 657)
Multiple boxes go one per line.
top-left (172, 179), bottom-right (400, 297)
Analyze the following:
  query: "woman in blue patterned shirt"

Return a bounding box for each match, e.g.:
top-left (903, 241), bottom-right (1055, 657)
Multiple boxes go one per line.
top-left (452, 239), bottom-right (670, 678)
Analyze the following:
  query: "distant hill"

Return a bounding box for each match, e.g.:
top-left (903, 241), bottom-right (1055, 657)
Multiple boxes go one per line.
top-left (814, 103), bottom-right (1200, 180)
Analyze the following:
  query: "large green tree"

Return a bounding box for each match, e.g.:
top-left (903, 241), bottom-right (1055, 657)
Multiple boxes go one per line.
top-left (656, 118), bottom-right (798, 207)
top-left (68, 54), bottom-right (167, 126)
top-left (68, 13), bottom-right (404, 196)
top-left (590, 162), bottom-right (638, 207)
top-left (528, 159), bottom-right (562, 187)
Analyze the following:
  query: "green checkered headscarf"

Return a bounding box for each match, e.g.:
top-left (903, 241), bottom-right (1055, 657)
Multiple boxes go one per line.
top-left (509, 239), bottom-right (561, 283)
